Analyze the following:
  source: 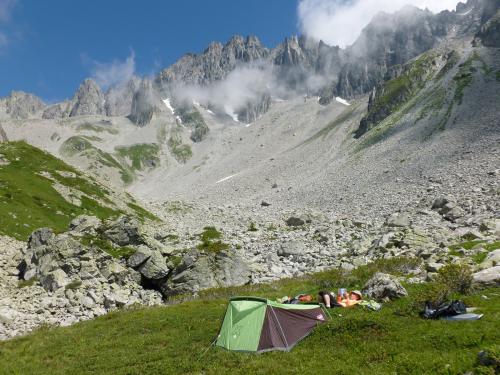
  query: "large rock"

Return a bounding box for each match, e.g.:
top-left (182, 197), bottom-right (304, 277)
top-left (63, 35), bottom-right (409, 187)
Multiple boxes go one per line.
top-left (478, 249), bottom-right (500, 270)
top-left (104, 216), bottom-right (144, 246)
top-left (472, 266), bottom-right (500, 286)
top-left (385, 213), bottom-right (411, 228)
top-left (28, 228), bottom-right (55, 249)
top-left (40, 269), bottom-right (69, 291)
top-left (128, 79), bottom-right (162, 126)
top-left (137, 251), bottom-right (170, 281)
top-left (4, 91), bottom-right (45, 119)
top-left (362, 272), bottom-right (408, 300)
top-left (278, 241), bottom-right (306, 257)
top-left (285, 217), bottom-right (305, 227)
top-left (69, 215), bottom-right (101, 235)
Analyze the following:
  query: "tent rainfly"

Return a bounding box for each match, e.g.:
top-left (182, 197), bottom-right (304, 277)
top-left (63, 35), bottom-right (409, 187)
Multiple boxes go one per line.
top-left (216, 297), bottom-right (328, 353)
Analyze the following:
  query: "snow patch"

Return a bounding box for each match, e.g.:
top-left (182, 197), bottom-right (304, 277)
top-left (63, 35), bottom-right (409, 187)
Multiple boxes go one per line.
top-left (224, 105), bottom-right (240, 122)
top-left (193, 100), bottom-right (201, 107)
top-left (175, 115), bottom-right (182, 124)
top-left (207, 109), bottom-right (215, 115)
top-left (216, 174), bottom-right (237, 184)
top-left (336, 97), bottom-right (351, 106)
top-left (458, 8), bottom-right (472, 16)
top-left (163, 98), bottom-right (175, 114)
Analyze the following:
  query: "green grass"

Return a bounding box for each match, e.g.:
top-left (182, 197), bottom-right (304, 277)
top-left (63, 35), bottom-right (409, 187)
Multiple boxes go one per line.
top-left (168, 135), bottom-right (193, 163)
top-left (78, 234), bottom-right (136, 259)
top-left (127, 202), bottom-right (160, 223)
top-left (61, 136), bottom-right (135, 184)
top-left (197, 226), bottom-right (230, 253)
top-left (0, 141), bottom-right (121, 240)
top-left (115, 143), bottom-right (160, 172)
top-left (0, 258), bottom-right (498, 375)
top-left (449, 240), bottom-right (488, 252)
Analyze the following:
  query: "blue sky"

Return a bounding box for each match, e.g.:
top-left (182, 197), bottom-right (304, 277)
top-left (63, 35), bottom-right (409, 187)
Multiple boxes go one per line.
top-left (0, 0), bottom-right (298, 101)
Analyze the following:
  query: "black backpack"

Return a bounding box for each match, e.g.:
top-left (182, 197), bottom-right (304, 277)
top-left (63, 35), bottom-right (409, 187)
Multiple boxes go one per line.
top-left (422, 300), bottom-right (467, 319)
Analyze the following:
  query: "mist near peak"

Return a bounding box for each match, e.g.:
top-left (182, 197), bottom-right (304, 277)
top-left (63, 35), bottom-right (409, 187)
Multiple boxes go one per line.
top-left (298, 0), bottom-right (462, 48)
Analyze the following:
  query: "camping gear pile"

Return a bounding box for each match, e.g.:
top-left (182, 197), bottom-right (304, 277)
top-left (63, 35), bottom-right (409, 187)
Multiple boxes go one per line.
top-left (421, 300), bottom-right (483, 321)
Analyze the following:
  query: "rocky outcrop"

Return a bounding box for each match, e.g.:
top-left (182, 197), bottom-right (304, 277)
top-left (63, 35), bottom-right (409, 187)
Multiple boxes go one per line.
top-left (128, 79), bottom-right (162, 126)
top-left (161, 250), bottom-right (251, 296)
top-left (157, 35), bottom-right (269, 86)
top-left (105, 77), bottom-right (140, 117)
top-left (475, 8), bottom-right (500, 47)
top-left (42, 100), bottom-right (74, 119)
top-left (70, 79), bottom-right (106, 117)
top-left (237, 94), bottom-right (271, 123)
top-left (355, 51), bottom-right (444, 138)
top-left (3, 91), bottom-right (45, 119)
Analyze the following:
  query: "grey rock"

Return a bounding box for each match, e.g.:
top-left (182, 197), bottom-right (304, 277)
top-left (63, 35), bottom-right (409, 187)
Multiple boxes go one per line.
top-left (472, 266), bottom-right (500, 286)
top-left (285, 217), bottom-right (305, 227)
top-left (385, 213), bottom-right (411, 228)
top-left (129, 79), bottom-right (161, 126)
top-left (28, 228), bottom-right (55, 249)
top-left (69, 215), bottom-right (101, 234)
top-left (362, 272), bottom-right (408, 300)
top-left (70, 79), bottom-right (106, 117)
top-left (137, 251), bottom-right (170, 281)
top-left (104, 216), bottom-right (144, 246)
top-left (40, 269), bottom-right (69, 292)
top-left (4, 91), bottom-right (45, 119)
top-left (278, 241), bottom-right (306, 257)
top-left (127, 246), bottom-right (152, 268)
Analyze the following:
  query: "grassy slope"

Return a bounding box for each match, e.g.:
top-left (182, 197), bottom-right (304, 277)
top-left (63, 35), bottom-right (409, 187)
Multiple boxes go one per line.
top-left (0, 260), bottom-right (498, 375)
top-left (0, 141), bottom-right (122, 240)
top-left (0, 141), bottom-right (157, 240)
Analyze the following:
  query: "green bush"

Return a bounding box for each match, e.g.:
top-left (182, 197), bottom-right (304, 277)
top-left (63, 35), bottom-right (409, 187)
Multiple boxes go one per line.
top-left (436, 263), bottom-right (473, 295)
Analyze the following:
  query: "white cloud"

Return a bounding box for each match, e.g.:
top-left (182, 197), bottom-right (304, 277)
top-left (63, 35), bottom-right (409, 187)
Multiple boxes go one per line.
top-left (87, 50), bottom-right (136, 89)
top-left (298, 0), bottom-right (461, 48)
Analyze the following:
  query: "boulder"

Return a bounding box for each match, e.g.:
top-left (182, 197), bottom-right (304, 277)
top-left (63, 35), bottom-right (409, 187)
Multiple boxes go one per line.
top-left (431, 196), bottom-right (449, 210)
top-left (472, 266), bottom-right (500, 286)
top-left (385, 213), bottom-right (411, 228)
top-left (137, 251), bottom-right (170, 281)
top-left (362, 272), bottom-right (408, 300)
top-left (28, 228), bottom-right (54, 249)
top-left (478, 249), bottom-right (500, 270)
top-left (69, 215), bottom-right (101, 234)
top-left (127, 246), bottom-right (152, 268)
top-left (285, 217), bottom-right (305, 227)
top-left (278, 241), bottom-right (306, 257)
top-left (104, 216), bottom-right (144, 246)
top-left (40, 269), bottom-right (69, 291)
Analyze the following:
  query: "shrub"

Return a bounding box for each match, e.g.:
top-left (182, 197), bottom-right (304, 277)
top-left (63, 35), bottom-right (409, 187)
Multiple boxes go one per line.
top-left (248, 222), bottom-right (258, 232)
top-left (436, 263), bottom-right (473, 295)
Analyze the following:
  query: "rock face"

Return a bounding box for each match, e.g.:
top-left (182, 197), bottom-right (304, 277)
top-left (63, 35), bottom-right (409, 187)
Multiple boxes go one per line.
top-left (362, 273), bottom-right (408, 300)
top-left (103, 216), bottom-right (144, 246)
top-left (129, 79), bottom-right (162, 126)
top-left (157, 35), bottom-right (269, 86)
top-left (3, 91), bottom-right (45, 119)
top-left (70, 79), bottom-right (106, 117)
top-left (162, 250), bottom-right (251, 296)
top-left (105, 78), bottom-right (140, 117)
top-left (42, 100), bottom-right (74, 119)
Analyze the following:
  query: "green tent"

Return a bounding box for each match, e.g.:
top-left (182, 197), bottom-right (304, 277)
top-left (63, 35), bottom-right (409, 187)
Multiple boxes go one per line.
top-left (216, 297), bottom-right (328, 353)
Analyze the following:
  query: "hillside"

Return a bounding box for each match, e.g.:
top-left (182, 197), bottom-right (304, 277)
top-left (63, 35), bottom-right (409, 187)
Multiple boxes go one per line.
top-left (0, 259), bottom-right (499, 374)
